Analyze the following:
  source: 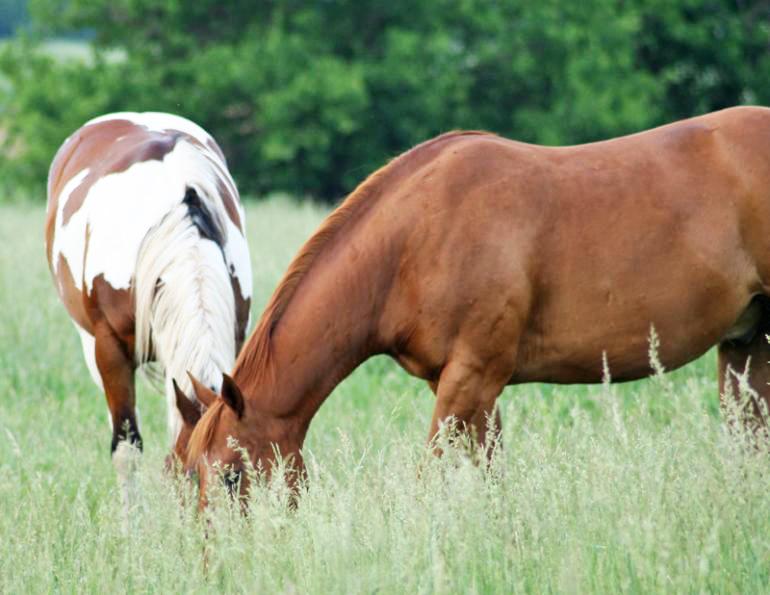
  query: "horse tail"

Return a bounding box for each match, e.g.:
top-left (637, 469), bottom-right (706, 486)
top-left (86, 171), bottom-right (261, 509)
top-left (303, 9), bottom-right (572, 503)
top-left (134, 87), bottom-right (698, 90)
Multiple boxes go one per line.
top-left (134, 150), bottom-right (237, 440)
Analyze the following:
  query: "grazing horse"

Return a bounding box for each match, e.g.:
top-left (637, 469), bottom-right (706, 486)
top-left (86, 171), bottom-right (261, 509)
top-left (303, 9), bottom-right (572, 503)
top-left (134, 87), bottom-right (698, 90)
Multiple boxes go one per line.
top-left (45, 112), bottom-right (252, 507)
top-left (183, 106), bottom-right (770, 504)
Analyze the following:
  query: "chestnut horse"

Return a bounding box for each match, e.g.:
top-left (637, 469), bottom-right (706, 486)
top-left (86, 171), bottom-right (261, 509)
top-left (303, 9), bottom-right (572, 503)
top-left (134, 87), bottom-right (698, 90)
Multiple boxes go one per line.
top-left (46, 112), bottom-right (252, 510)
top-left (182, 106), bottom-right (770, 503)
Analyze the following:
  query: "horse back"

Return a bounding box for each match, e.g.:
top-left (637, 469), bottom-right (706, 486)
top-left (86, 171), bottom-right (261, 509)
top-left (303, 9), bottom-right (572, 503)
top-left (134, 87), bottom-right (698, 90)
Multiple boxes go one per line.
top-left (379, 106), bottom-right (770, 382)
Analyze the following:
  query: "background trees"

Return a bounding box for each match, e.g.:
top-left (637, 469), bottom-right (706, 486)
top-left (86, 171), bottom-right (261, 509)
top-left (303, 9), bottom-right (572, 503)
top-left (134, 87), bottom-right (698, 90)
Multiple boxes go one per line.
top-left (1, 0), bottom-right (769, 201)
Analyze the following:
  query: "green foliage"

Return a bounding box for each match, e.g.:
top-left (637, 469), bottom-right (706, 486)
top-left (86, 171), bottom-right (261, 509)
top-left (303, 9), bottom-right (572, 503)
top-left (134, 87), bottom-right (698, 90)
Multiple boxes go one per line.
top-left (1, 1), bottom-right (769, 200)
top-left (634, 0), bottom-right (770, 117)
top-left (0, 40), bottom-right (120, 199)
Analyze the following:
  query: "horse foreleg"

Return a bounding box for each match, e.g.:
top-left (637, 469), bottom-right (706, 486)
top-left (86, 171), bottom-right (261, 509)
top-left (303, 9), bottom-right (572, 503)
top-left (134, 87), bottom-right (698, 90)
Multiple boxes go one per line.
top-left (428, 354), bottom-right (509, 461)
top-left (469, 401), bottom-right (504, 459)
top-left (718, 326), bottom-right (770, 439)
top-left (93, 321), bottom-right (142, 522)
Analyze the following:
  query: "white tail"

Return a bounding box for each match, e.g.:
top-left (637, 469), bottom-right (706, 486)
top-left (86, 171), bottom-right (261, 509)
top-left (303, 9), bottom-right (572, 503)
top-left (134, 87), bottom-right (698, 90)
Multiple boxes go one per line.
top-left (134, 173), bottom-right (236, 443)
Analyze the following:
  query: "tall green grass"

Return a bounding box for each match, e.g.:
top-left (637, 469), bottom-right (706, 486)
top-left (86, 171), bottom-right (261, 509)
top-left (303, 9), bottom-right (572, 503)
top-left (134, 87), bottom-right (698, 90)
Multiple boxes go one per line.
top-left (1, 200), bottom-right (768, 593)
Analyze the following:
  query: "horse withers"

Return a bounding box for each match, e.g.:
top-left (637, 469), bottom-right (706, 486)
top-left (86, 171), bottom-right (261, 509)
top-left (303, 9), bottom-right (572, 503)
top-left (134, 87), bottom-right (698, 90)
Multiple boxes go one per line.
top-left (45, 112), bottom-right (252, 511)
top-left (181, 106), bottom-right (770, 506)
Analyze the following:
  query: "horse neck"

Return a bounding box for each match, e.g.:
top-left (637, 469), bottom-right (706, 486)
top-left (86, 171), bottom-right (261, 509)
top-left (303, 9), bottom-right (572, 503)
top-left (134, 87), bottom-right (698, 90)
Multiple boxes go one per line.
top-left (135, 203), bottom-right (236, 440)
top-left (236, 221), bottom-right (397, 445)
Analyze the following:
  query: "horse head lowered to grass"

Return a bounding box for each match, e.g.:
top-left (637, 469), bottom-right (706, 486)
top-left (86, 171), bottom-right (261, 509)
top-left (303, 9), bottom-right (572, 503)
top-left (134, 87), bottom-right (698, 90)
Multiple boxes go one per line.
top-left (46, 112), bottom-right (252, 514)
top-left (181, 106), bottom-right (770, 505)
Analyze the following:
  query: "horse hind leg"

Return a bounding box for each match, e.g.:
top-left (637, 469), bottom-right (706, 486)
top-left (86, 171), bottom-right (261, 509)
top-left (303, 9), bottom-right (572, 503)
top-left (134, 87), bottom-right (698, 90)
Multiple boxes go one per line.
top-left (92, 321), bottom-right (142, 522)
top-left (718, 299), bottom-right (770, 439)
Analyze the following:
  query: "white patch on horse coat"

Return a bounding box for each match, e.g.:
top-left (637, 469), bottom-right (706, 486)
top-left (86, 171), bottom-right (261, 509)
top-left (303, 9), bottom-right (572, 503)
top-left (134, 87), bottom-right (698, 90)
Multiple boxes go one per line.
top-left (76, 324), bottom-right (102, 390)
top-left (50, 167), bottom-right (90, 279)
top-left (54, 139), bottom-right (239, 293)
top-left (50, 112), bottom-right (252, 445)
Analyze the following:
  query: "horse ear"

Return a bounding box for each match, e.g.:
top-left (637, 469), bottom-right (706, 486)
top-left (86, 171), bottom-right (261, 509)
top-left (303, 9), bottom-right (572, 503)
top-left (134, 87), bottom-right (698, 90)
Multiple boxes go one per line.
top-left (173, 379), bottom-right (202, 427)
top-left (187, 371), bottom-right (217, 408)
top-left (221, 373), bottom-right (245, 419)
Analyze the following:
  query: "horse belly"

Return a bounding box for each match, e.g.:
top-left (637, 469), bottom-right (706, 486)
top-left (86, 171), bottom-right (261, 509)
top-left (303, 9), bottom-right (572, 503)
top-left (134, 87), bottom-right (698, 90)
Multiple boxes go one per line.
top-left (515, 281), bottom-right (755, 384)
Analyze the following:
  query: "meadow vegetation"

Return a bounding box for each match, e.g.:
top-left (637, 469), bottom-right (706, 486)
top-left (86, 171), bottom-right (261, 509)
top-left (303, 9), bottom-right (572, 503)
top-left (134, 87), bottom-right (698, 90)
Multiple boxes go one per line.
top-left (1, 199), bottom-right (770, 593)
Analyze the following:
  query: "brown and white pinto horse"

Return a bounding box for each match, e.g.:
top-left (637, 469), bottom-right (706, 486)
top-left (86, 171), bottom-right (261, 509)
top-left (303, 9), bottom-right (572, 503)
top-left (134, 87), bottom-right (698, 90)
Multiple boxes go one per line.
top-left (183, 106), bottom-right (770, 504)
top-left (46, 112), bottom-right (252, 509)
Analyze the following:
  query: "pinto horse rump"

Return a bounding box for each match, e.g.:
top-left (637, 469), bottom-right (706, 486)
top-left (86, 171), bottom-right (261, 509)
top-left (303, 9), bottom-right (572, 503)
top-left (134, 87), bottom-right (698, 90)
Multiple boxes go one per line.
top-left (46, 112), bottom-right (252, 475)
top-left (183, 106), bottom-right (770, 504)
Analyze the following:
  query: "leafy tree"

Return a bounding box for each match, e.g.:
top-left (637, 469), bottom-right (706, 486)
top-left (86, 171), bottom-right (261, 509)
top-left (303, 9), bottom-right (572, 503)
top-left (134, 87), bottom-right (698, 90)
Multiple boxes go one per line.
top-left (634, 0), bottom-right (770, 118)
top-left (1, 0), bottom-right (769, 201)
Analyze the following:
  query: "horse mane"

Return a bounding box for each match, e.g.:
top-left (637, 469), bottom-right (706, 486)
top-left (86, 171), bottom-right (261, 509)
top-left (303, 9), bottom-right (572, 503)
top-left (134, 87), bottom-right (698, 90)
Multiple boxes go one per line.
top-left (231, 130), bottom-right (492, 390)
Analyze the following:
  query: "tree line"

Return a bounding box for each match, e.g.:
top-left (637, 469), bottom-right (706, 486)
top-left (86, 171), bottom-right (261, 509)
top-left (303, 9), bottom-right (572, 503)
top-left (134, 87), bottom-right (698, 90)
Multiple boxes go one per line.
top-left (1, 0), bottom-right (769, 201)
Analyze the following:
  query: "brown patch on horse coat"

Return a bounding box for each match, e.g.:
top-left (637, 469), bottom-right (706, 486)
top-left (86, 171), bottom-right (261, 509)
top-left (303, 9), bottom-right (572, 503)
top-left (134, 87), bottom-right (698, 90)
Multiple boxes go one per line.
top-left (55, 254), bottom-right (92, 333)
top-left (86, 274), bottom-right (135, 349)
top-left (217, 177), bottom-right (243, 232)
top-left (60, 131), bottom-right (182, 226)
top-left (230, 273), bottom-right (251, 352)
top-left (53, 256), bottom-right (134, 349)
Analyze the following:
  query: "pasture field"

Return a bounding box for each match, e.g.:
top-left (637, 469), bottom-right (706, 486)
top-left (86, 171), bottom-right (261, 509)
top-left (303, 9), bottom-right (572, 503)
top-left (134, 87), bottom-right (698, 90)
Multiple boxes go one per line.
top-left (1, 199), bottom-right (770, 593)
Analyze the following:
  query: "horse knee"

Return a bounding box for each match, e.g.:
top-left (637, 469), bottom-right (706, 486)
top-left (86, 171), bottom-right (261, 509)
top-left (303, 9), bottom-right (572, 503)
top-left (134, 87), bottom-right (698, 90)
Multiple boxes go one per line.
top-left (428, 356), bottom-right (508, 444)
